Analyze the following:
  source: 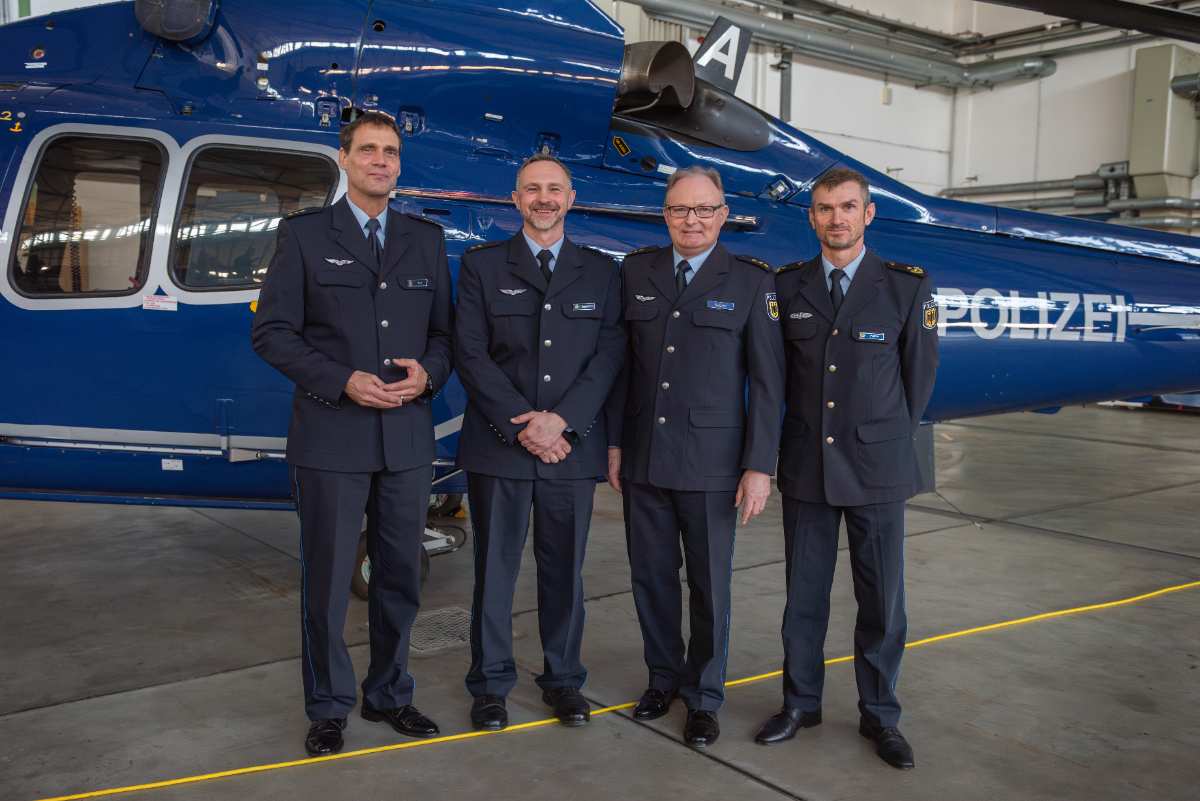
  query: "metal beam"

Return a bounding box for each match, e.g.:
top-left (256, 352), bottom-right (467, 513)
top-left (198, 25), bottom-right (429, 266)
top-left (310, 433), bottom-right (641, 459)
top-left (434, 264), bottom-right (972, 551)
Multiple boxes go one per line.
top-left (625, 0), bottom-right (1056, 87)
top-left (977, 0), bottom-right (1200, 46)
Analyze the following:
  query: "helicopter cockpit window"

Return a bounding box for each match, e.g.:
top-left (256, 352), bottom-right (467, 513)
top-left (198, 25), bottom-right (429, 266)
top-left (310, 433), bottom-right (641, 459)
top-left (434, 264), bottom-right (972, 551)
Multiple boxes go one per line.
top-left (171, 147), bottom-right (338, 290)
top-left (11, 136), bottom-right (164, 297)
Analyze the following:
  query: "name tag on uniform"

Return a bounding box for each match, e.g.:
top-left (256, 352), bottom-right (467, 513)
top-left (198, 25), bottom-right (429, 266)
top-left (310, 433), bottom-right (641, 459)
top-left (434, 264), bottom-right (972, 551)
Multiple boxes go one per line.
top-left (405, 277), bottom-right (431, 289)
top-left (790, 311), bottom-right (813, 320)
top-left (857, 330), bottom-right (886, 342)
top-left (573, 302), bottom-right (597, 312)
top-left (706, 299), bottom-right (735, 311)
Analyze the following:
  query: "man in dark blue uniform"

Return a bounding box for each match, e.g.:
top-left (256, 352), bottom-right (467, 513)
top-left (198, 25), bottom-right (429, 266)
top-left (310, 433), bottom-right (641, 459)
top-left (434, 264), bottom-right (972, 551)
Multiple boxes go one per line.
top-left (454, 154), bottom-right (624, 731)
top-left (251, 111), bottom-right (453, 757)
top-left (754, 167), bottom-right (938, 770)
top-left (607, 166), bottom-right (785, 748)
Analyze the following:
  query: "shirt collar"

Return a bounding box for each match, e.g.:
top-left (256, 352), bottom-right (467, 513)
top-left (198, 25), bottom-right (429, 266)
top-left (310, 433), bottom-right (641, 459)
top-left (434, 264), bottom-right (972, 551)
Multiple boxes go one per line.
top-left (346, 196), bottom-right (388, 241)
top-left (673, 243), bottom-right (717, 274)
top-left (821, 245), bottom-right (867, 286)
top-left (523, 232), bottom-right (564, 266)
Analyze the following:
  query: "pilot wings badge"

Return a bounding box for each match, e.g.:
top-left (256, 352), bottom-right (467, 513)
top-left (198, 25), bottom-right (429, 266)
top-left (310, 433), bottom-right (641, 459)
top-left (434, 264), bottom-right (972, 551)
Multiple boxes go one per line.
top-left (634, 294), bottom-right (657, 303)
top-left (324, 257), bottom-right (354, 267)
top-left (500, 288), bottom-right (528, 296)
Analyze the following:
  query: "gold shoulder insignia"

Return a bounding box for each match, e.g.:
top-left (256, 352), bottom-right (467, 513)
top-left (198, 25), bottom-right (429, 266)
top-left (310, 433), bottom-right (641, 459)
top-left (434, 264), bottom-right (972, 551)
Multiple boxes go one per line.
top-left (736, 254), bottom-right (771, 271)
top-left (465, 240), bottom-right (505, 254)
top-left (624, 245), bottom-right (659, 259)
top-left (886, 261), bottom-right (926, 277)
top-left (285, 206), bottom-right (323, 220)
top-left (776, 260), bottom-right (808, 274)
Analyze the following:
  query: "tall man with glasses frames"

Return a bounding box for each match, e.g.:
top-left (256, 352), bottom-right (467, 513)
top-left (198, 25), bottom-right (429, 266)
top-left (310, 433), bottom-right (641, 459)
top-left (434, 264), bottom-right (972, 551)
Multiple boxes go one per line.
top-left (606, 165), bottom-right (785, 747)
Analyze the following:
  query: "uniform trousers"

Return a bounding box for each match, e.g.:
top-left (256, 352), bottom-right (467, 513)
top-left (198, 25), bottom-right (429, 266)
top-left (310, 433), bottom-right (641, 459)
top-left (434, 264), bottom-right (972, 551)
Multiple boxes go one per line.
top-left (780, 496), bottom-right (907, 727)
top-left (623, 480), bottom-right (738, 712)
top-left (292, 463), bottom-right (432, 720)
top-left (465, 472), bottom-right (593, 697)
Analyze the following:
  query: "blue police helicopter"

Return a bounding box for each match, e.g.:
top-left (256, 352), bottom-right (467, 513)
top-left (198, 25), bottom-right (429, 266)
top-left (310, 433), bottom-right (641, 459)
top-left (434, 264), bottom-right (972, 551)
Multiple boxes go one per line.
top-left (0, 0), bottom-right (1198, 587)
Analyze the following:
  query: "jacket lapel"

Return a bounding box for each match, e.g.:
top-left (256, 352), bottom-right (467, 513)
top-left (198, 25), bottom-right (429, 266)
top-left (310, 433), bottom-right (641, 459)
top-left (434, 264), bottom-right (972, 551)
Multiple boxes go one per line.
top-left (678, 243), bottom-right (731, 307)
top-left (331, 197), bottom-right (379, 276)
top-left (834, 249), bottom-right (884, 325)
top-left (646, 247), bottom-right (677, 303)
top-left (379, 210), bottom-right (411, 283)
top-left (507, 233), bottom-right (548, 293)
top-left (544, 238), bottom-right (585, 299)
top-left (797, 256), bottom-right (836, 323)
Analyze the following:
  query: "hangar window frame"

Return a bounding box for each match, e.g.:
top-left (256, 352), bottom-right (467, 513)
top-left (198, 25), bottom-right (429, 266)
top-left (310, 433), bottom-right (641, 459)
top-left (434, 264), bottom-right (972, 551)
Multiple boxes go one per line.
top-left (7, 132), bottom-right (169, 300)
top-left (166, 144), bottom-right (340, 293)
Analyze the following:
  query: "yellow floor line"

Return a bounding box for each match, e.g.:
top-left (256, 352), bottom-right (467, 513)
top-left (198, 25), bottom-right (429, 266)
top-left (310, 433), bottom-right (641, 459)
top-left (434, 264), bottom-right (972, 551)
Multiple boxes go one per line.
top-left (28, 578), bottom-right (1200, 801)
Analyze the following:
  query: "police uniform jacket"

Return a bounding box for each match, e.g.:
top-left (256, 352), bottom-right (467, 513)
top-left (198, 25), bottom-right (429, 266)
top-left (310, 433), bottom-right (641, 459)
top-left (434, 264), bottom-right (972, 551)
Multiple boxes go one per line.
top-left (251, 197), bottom-right (454, 473)
top-left (774, 248), bottom-right (938, 507)
top-left (454, 234), bottom-right (625, 480)
top-left (607, 243), bottom-right (785, 492)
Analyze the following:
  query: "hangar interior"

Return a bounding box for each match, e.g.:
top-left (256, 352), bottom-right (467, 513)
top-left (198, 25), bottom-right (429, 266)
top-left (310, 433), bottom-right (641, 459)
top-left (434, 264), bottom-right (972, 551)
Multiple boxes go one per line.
top-left (1, 2), bottom-right (1198, 801)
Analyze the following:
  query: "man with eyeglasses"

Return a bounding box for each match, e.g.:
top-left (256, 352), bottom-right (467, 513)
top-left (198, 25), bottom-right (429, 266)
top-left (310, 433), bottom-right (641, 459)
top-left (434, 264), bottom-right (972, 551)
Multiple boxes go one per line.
top-left (605, 165), bottom-right (785, 748)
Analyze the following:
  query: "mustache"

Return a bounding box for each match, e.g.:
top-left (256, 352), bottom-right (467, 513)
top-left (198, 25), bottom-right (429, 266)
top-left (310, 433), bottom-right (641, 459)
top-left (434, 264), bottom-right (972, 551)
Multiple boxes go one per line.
top-left (530, 204), bottom-right (560, 211)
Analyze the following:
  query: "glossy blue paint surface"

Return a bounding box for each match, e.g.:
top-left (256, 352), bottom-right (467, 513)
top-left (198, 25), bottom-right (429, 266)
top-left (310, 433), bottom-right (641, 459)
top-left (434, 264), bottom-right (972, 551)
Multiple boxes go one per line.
top-left (0, 0), bottom-right (1197, 508)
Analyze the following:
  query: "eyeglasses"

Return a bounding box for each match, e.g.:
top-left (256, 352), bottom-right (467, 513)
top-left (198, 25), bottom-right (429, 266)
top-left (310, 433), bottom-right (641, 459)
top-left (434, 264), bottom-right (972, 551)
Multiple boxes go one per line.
top-left (664, 204), bottom-right (726, 219)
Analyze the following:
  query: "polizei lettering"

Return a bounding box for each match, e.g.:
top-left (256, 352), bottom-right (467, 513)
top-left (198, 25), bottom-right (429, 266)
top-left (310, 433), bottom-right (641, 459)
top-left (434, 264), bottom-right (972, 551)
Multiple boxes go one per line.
top-left (935, 289), bottom-right (1129, 343)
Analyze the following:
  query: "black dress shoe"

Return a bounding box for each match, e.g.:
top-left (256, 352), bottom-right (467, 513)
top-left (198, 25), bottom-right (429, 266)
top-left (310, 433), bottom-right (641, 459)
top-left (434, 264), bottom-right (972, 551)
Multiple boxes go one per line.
top-left (360, 703), bottom-right (440, 739)
top-left (754, 706), bottom-right (823, 745)
top-left (470, 695), bottom-right (508, 731)
top-left (683, 710), bottom-right (720, 748)
top-left (304, 718), bottom-right (346, 757)
top-left (633, 688), bottom-right (676, 721)
top-left (543, 687), bottom-right (591, 727)
top-left (859, 718), bottom-right (915, 769)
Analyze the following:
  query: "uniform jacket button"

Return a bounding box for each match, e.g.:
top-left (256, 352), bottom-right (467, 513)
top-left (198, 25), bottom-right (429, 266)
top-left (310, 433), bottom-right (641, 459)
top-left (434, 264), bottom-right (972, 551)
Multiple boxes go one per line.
top-left (827, 400), bottom-right (835, 408)
top-left (826, 436), bottom-right (835, 444)
top-left (828, 364), bottom-right (837, 372)
top-left (657, 416), bottom-right (666, 424)
top-left (666, 345), bottom-right (675, 353)
top-left (672, 310), bottom-right (680, 318)
top-left (381, 319), bottom-right (389, 328)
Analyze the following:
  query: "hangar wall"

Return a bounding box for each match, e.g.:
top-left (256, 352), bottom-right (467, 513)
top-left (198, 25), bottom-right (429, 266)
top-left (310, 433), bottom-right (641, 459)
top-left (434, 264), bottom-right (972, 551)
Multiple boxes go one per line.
top-left (606, 1), bottom-right (1199, 198)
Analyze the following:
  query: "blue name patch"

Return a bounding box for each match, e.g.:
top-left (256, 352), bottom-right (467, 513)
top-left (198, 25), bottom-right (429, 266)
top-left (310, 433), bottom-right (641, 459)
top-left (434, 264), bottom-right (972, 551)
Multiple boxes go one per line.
top-left (573, 302), bottom-right (597, 312)
top-left (857, 331), bottom-right (886, 342)
top-left (707, 300), bottom-right (736, 311)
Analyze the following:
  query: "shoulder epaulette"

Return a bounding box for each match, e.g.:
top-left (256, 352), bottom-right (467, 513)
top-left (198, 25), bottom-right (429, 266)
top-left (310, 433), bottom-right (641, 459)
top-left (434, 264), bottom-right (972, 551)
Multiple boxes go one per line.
top-left (736, 254), bottom-right (771, 271)
top-left (776, 260), bottom-right (809, 274)
top-left (465, 239), bottom-right (506, 254)
top-left (885, 260), bottom-right (926, 278)
top-left (623, 245), bottom-right (659, 259)
top-left (285, 206), bottom-right (322, 220)
top-left (404, 212), bottom-right (444, 229)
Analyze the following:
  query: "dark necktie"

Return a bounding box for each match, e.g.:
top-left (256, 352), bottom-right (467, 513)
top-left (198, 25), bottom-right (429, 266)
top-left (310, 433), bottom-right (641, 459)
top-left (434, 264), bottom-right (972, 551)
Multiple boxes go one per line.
top-left (365, 218), bottom-right (383, 268)
top-left (675, 259), bottom-right (691, 296)
top-left (537, 249), bottom-right (553, 285)
top-left (830, 267), bottom-right (846, 313)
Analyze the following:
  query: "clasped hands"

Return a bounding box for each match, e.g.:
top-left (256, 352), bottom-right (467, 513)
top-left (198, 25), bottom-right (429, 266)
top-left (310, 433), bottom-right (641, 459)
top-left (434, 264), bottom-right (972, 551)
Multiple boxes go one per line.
top-left (511, 410), bottom-right (571, 464)
top-left (345, 359), bottom-right (427, 409)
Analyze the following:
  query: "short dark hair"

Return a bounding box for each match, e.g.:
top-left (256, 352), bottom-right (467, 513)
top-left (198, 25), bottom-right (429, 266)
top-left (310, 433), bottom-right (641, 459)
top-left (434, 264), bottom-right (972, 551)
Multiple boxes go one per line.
top-left (813, 166), bottom-right (870, 204)
top-left (516, 153), bottom-right (572, 189)
top-left (339, 110), bottom-right (402, 152)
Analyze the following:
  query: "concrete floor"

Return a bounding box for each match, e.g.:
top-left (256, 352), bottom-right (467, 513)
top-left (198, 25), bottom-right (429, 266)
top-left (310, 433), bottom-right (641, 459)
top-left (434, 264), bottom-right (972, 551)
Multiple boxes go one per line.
top-left (1, 405), bottom-right (1198, 801)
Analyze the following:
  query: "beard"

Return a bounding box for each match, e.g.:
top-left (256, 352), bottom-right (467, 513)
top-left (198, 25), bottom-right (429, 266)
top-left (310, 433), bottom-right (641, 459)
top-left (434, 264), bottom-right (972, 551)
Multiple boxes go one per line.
top-left (822, 229), bottom-right (861, 250)
top-left (526, 206), bottom-right (563, 231)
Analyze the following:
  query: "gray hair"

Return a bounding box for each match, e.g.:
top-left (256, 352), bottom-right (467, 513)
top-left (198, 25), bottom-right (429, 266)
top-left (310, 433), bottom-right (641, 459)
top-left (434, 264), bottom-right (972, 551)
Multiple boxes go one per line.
top-left (665, 165), bottom-right (724, 198)
top-left (515, 153), bottom-right (572, 190)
